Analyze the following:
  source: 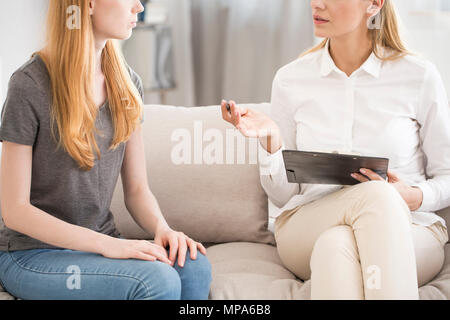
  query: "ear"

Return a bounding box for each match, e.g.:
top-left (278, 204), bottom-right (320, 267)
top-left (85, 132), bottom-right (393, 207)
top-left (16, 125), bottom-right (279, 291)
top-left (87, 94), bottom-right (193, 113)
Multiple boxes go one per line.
top-left (89, 0), bottom-right (95, 15)
top-left (367, 0), bottom-right (383, 17)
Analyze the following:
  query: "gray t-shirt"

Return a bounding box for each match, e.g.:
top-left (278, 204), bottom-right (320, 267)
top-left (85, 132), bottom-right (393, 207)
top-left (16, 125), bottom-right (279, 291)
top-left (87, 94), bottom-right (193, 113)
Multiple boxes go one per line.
top-left (0, 53), bottom-right (144, 251)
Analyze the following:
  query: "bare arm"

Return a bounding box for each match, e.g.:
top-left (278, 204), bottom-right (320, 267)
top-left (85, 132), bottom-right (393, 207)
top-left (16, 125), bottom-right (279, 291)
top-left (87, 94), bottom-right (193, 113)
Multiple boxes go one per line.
top-left (120, 126), bottom-right (170, 234)
top-left (121, 126), bottom-right (207, 266)
top-left (0, 141), bottom-right (110, 253)
top-left (220, 100), bottom-right (299, 208)
top-left (258, 134), bottom-right (283, 154)
top-left (0, 140), bottom-right (172, 264)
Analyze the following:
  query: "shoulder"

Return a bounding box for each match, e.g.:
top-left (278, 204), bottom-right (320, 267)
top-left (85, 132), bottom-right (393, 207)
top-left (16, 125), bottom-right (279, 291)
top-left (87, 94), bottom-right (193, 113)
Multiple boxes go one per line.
top-left (7, 54), bottom-right (50, 99)
top-left (124, 63), bottom-right (143, 93)
top-left (386, 53), bottom-right (440, 81)
top-left (389, 54), bottom-right (448, 118)
top-left (274, 49), bottom-right (322, 84)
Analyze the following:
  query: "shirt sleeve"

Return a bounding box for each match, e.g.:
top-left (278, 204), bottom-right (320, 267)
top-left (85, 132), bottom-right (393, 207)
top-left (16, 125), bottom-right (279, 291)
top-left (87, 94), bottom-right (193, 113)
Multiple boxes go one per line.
top-left (259, 71), bottom-right (299, 208)
top-left (135, 72), bottom-right (144, 101)
top-left (0, 71), bottom-right (40, 146)
top-left (126, 64), bottom-right (145, 124)
top-left (136, 75), bottom-right (145, 125)
top-left (411, 62), bottom-right (450, 213)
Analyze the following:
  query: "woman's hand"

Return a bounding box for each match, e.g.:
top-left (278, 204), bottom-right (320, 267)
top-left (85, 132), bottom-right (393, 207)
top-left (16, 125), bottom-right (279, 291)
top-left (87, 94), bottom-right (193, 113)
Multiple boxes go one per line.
top-left (351, 168), bottom-right (424, 211)
top-left (99, 237), bottom-right (173, 264)
top-left (221, 100), bottom-right (283, 154)
top-left (154, 225), bottom-right (207, 268)
top-left (221, 100), bottom-right (279, 138)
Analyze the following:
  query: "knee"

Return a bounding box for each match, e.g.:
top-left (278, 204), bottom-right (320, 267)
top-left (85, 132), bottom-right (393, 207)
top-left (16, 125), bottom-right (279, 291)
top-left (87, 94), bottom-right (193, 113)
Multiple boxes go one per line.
top-left (178, 250), bottom-right (212, 284)
top-left (358, 181), bottom-right (400, 203)
top-left (358, 180), bottom-right (402, 202)
top-left (355, 181), bottom-right (410, 219)
top-left (310, 226), bottom-right (358, 269)
top-left (138, 263), bottom-right (182, 300)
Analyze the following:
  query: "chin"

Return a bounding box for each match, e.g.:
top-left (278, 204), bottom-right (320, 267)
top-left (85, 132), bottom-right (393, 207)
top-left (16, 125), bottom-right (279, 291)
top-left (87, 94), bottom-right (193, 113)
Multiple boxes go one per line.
top-left (314, 29), bottom-right (329, 38)
top-left (122, 32), bottom-right (133, 41)
top-left (111, 30), bottom-right (133, 41)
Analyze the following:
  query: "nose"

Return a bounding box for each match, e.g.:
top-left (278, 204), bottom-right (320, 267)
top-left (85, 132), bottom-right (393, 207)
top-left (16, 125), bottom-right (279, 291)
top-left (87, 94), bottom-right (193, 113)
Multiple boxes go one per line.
top-left (133, 0), bottom-right (145, 14)
top-left (311, 0), bottom-right (325, 10)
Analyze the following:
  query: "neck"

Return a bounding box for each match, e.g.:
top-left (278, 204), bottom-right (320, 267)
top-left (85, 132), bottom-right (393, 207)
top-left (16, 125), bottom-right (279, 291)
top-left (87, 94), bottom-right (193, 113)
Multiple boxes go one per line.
top-left (329, 30), bottom-right (373, 77)
top-left (94, 38), bottom-right (107, 75)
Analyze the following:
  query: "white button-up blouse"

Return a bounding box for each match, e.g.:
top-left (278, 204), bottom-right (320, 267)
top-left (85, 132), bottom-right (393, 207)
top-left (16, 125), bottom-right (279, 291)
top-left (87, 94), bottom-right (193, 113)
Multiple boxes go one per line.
top-left (259, 40), bottom-right (450, 228)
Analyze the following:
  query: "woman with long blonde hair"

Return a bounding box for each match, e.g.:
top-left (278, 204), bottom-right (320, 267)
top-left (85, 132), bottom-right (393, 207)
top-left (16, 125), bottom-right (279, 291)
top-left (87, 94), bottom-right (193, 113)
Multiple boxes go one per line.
top-left (222, 0), bottom-right (449, 299)
top-left (0, 0), bottom-right (211, 300)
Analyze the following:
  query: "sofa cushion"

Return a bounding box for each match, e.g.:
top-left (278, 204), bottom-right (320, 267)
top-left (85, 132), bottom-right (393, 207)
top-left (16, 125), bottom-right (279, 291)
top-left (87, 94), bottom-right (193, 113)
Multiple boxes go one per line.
top-left (110, 103), bottom-right (275, 245)
top-left (419, 243), bottom-right (450, 299)
top-left (0, 283), bottom-right (14, 300)
top-left (206, 242), bottom-right (310, 299)
top-left (207, 242), bottom-right (450, 300)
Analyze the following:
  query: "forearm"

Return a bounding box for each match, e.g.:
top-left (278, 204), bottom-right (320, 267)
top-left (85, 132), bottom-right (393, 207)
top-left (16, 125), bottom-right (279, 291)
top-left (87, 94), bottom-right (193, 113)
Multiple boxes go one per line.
top-left (124, 188), bottom-right (170, 234)
top-left (6, 204), bottom-right (111, 253)
top-left (258, 132), bottom-right (283, 154)
top-left (408, 186), bottom-right (423, 212)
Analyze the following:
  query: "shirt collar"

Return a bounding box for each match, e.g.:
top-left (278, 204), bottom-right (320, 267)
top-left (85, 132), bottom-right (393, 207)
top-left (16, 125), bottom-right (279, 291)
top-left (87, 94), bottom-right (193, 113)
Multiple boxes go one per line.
top-left (320, 39), bottom-right (382, 78)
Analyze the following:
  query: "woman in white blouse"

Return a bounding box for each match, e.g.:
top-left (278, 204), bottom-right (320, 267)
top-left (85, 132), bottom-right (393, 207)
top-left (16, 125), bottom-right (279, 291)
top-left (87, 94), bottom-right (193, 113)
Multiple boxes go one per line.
top-left (221, 0), bottom-right (450, 299)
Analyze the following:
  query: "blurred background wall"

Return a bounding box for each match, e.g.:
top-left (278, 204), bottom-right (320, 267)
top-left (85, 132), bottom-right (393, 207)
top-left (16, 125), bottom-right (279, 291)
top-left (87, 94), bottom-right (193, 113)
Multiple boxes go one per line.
top-left (0, 0), bottom-right (48, 106)
top-left (1, 0), bottom-right (449, 110)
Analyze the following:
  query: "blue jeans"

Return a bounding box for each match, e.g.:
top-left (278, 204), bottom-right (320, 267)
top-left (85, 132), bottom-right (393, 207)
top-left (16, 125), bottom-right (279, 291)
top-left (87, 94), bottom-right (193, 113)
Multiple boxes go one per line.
top-left (0, 246), bottom-right (212, 300)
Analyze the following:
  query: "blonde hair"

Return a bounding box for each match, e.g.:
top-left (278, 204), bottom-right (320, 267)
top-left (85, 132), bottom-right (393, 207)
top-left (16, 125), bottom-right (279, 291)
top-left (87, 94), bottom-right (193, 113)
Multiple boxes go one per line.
top-left (36, 0), bottom-right (143, 171)
top-left (301, 0), bottom-right (409, 60)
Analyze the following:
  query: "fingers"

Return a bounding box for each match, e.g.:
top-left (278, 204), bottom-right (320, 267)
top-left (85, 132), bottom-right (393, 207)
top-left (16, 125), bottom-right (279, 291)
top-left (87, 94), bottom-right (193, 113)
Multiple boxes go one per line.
top-left (232, 101), bottom-right (248, 116)
top-left (141, 241), bottom-right (171, 265)
top-left (221, 100), bottom-right (232, 122)
top-left (198, 242), bottom-right (207, 256)
top-left (133, 235), bottom-right (206, 267)
top-left (228, 101), bottom-right (238, 126)
top-left (152, 250), bottom-right (171, 265)
top-left (168, 235), bottom-right (178, 266)
top-left (230, 101), bottom-right (253, 136)
top-left (154, 243), bottom-right (172, 264)
top-left (187, 238), bottom-right (197, 260)
top-left (359, 168), bottom-right (384, 181)
top-left (351, 172), bottom-right (369, 182)
top-left (178, 234), bottom-right (187, 268)
top-left (230, 101), bottom-right (242, 127)
top-left (221, 99), bottom-right (255, 138)
top-left (186, 238), bottom-right (207, 260)
top-left (134, 251), bottom-right (157, 262)
top-left (221, 99), bottom-right (238, 126)
top-left (351, 168), bottom-right (385, 183)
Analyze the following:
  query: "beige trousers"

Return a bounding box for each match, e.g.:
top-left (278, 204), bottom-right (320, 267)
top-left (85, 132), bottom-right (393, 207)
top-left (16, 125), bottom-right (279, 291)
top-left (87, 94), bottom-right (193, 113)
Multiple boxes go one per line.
top-left (274, 181), bottom-right (449, 300)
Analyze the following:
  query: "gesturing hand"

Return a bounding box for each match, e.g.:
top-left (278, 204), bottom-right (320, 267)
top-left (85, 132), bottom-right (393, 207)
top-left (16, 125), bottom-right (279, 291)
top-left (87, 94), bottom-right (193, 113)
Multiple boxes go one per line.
top-left (220, 100), bottom-right (279, 138)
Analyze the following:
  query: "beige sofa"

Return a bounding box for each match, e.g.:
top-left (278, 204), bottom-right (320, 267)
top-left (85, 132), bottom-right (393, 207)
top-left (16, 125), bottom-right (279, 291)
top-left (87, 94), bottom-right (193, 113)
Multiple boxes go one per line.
top-left (1, 103), bottom-right (449, 300)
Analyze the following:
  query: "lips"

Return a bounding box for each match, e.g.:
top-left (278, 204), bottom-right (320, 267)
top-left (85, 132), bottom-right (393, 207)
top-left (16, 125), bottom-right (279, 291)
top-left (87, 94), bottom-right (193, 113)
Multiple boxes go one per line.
top-left (313, 15), bottom-right (329, 22)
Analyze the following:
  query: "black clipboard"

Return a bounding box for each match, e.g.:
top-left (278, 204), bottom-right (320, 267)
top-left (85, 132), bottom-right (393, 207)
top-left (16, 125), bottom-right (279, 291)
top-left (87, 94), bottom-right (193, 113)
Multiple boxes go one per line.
top-left (282, 150), bottom-right (389, 185)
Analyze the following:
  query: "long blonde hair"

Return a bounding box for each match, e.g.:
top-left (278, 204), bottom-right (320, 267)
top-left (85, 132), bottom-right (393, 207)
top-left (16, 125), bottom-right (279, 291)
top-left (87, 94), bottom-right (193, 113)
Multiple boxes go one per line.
top-left (36, 0), bottom-right (143, 171)
top-left (301, 0), bottom-right (409, 60)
